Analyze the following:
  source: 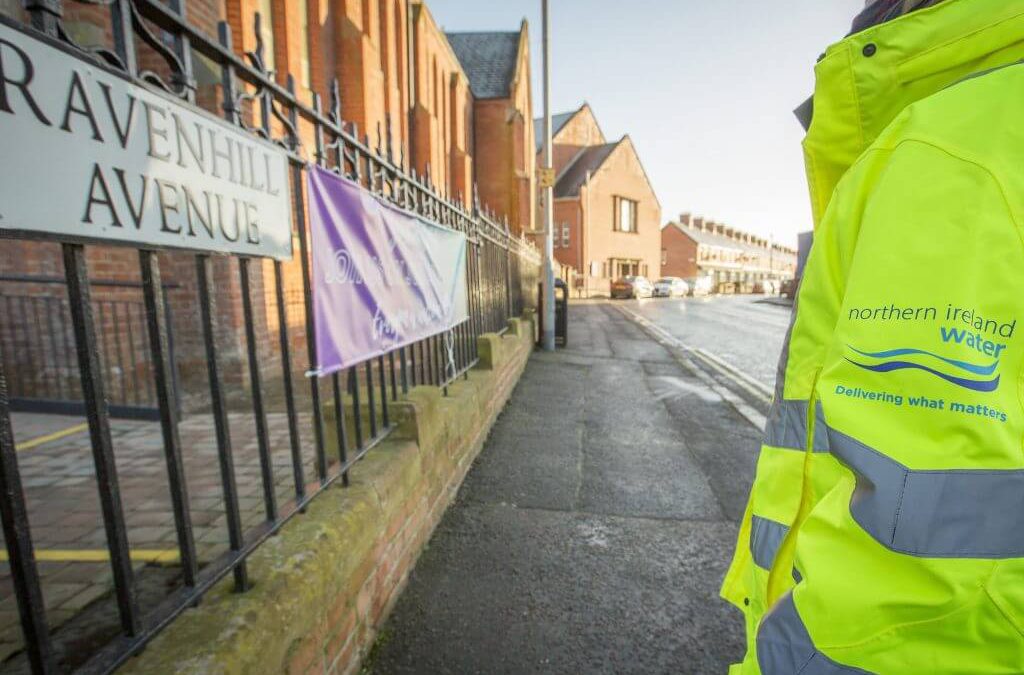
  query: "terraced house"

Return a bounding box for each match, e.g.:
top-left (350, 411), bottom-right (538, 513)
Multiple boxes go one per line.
top-left (660, 213), bottom-right (797, 292)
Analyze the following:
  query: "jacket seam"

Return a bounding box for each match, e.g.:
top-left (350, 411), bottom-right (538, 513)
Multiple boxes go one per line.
top-left (889, 470), bottom-right (909, 547)
top-left (894, 9), bottom-right (1024, 73)
top-left (984, 583), bottom-right (1024, 638)
top-left (794, 651), bottom-right (817, 675)
top-left (843, 44), bottom-right (867, 152)
top-left (817, 585), bottom-right (993, 652)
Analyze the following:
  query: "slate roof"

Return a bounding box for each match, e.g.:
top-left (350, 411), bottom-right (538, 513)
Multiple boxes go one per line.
top-left (554, 142), bottom-right (619, 198)
top-left (534, 110), bottom-right (576, 153)
top-left (666, 221), bottom-right (791, 256)
top-left (446, 32), bottom-right (520, 99)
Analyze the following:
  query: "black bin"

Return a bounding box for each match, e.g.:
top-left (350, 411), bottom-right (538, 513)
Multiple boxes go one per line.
top-left (537, 279), bottom-right (569, 347)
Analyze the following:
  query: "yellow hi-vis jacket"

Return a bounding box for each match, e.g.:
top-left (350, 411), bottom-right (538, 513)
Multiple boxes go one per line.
top-left (721, 0), bottom-right (1024, 673)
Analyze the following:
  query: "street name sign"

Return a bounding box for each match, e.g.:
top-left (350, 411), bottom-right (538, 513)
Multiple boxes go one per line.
top-left (0, 19), bottom-right (293, 260)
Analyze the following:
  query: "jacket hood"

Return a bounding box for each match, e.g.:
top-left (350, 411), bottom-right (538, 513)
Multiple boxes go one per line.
top-left (802, 0), bottom-right (1024, 228)
top-left (848, 0), bottom-right (946, 35)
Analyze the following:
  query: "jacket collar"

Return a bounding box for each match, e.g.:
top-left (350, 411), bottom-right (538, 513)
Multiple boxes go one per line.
top-left (802, 0), bottom-right (1024, 227)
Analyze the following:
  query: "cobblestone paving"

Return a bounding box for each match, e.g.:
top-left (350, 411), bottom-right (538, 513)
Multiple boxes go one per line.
top-left (0, 409), bottom-right (325, 666)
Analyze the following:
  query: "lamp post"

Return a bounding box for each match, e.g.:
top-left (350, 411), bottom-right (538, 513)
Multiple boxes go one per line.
top-left (541, 0), bottom-right (556, 351)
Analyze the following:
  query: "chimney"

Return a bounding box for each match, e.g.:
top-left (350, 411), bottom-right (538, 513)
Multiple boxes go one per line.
top-left (694, 216), bottom-right (704, 231)
top-left (680, 212), bottom-right (692, 227)
top-left (716, 223), bottom-right (726, 236)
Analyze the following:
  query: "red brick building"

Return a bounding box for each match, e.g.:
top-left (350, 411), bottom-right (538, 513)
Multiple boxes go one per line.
top-left (0, 1), bottom-right (535, 409)
top-left (536, 104), bottom-right (661, 297)
top-left (661, 214), bottom-right (797, 292)
top-left (448, 24), bottom-right (535, 235)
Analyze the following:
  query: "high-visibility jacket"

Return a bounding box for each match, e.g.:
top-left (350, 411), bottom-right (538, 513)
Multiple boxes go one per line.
top-left (721, 0), bottom-right (1024, 672)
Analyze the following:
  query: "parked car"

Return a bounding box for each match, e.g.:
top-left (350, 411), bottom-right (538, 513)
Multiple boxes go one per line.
top-left (653, 277), bottom-right (690, 298)
top-left (611, 276), bottom-right (654, 299)
top-left (685, 276), bottom-right (714, 297)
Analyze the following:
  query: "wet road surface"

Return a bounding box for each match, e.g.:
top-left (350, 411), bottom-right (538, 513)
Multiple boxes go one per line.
top-left (626, 295), bottom-right (792, 389)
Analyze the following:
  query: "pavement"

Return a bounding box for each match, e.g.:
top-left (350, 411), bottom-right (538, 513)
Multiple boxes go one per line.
top-left (369, 301), bottom-right (767, 674)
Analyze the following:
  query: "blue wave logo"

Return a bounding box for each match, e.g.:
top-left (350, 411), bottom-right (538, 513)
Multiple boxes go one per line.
top-left (845, 346), bottom-right (1000, 392)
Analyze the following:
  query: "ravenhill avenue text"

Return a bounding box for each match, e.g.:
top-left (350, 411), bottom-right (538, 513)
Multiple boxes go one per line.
top-left (0, 22), bottom-right (293, 259)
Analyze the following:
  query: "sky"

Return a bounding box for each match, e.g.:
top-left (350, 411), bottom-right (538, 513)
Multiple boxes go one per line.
top-left (428, 0), bottom-right (864, 247)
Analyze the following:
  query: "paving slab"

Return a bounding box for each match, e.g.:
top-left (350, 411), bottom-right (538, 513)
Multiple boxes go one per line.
top-left (370, 302), bottom-right (762, 674)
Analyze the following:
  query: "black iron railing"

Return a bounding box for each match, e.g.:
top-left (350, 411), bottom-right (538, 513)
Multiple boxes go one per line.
top-left (0, 2), bottom-right (541, 673)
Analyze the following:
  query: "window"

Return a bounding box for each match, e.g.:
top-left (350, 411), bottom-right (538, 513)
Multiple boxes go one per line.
top-left (561, 223), bottom-right (570, 248)
top-left (613, 196), bottom-right (638, 233)
top-left (298, 0), bottom-right (311, 88)
top-left (257, 0), bottom-right (275, 71)
top-left (611, 259), bottom-right (640, 278)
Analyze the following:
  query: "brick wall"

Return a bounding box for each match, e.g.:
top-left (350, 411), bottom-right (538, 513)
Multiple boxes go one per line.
top-left (549, 137), bottom-right (662, 298)
top-left (552, 199), bottom-right (582, 271)
top-left (409, 2), bottom-right (473, 205)
top-left (471, 24), bottom-right (535, 235)
top-left (120, 318), bottom-right (536, 675)
top-left (548, 104), bottom-right (604, 176)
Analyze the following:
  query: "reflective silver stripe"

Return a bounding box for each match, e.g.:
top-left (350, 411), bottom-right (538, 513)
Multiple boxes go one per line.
top-left (757, 593), bottom-right (875, 674)
top-left (829, 427), bottom-right (1024, 558)
top-left (750, 515), bottom-right (789, 570)
top-left (763, 399), bottom-right (830, 452)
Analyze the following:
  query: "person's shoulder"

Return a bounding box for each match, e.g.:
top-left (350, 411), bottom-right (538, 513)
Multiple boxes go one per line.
top-left (876, 61), bottom-right (1024, 160)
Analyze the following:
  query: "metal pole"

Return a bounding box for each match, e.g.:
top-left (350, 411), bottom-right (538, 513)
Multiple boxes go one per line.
top-left (541, 0), bottom-right (556, 351)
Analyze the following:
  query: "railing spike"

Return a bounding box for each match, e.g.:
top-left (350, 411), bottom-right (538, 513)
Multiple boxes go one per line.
top-left (376, 122), bottom-right (383, 156)
top-left (252, 12), bottom-right (268, 75)
top-left (330, 78), bottom-right (342, 124)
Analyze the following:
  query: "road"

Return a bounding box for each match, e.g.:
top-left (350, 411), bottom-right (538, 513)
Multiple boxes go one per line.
top-left (625, 295), bottom-right (792, 389)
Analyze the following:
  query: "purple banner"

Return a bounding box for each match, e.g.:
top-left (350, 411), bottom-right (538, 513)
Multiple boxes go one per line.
top-left (307, 165), bottom-right (469, 377)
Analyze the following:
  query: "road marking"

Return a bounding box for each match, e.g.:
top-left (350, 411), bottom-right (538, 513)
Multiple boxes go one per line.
top-left (0, 549), bottom-right (180, 564)
top-left (15, 423), bottom-right (90, 452)
top-left (690, 348), bottom-right (772, 403)
top-left (650, 376), bottom-right (722, 404)
top-left (614, 304), bottom-right (769, 431)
